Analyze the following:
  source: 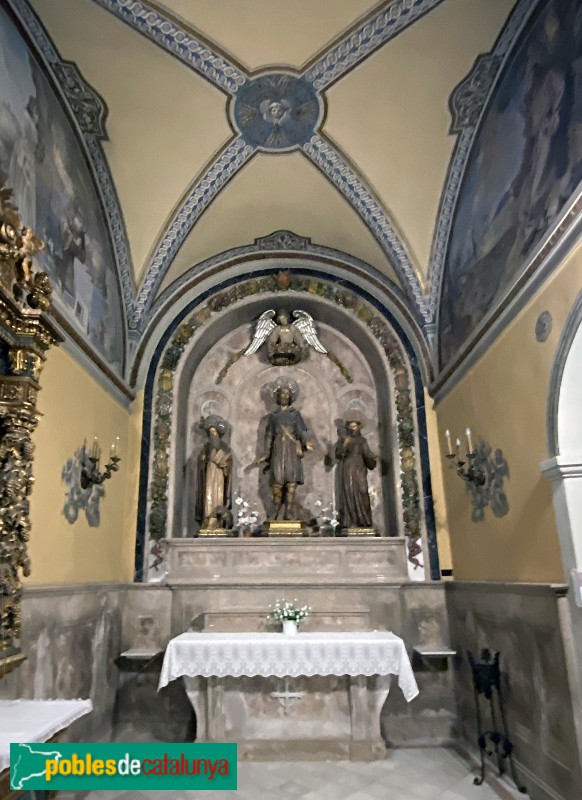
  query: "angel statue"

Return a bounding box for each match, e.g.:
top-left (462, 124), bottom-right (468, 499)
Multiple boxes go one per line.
top-left (244, 309), bottom-right (327, 366)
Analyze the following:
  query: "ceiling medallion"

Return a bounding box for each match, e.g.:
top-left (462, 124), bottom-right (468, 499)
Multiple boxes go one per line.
top-left (231, 72), bottom-right (323, 152)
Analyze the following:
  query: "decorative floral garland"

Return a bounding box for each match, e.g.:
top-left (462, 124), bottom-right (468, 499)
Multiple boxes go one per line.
top-left (146, 273), bottom-right (422, 571)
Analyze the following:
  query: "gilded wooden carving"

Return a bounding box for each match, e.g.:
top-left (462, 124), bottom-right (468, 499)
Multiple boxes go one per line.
top-left (0, 174), bottom-right (61, 677)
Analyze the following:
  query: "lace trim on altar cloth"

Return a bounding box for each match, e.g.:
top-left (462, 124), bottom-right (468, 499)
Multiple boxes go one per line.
top-left (159, 631), bottom-right (418, 702)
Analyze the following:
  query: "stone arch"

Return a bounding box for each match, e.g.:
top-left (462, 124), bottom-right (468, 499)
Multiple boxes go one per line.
top-left (136, 270), bottom-right (438, 583)
top-left (541, 288), bottom-right (582, 767)
top-left (547, 288), bottom-right (582, 458)
top-left (542, 288), bottom-right (582, 576)
top-left (130, 237), bottom-right (431, 389)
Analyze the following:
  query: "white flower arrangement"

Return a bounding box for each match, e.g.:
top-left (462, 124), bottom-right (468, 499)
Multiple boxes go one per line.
top-left (268, 599), bottom-right (311, 623)
top-left (313, 500), bottom-right (340, 536)
top-left (233, 491), bottom-right (261, 535)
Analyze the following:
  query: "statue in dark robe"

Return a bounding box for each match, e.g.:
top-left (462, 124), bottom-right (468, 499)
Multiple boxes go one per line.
top-left (335, 420), bottom-right (377, 529)
top-left (194, 417), bottom-right (232, 531)
top-left (259, 386), bottom-right (313, 520)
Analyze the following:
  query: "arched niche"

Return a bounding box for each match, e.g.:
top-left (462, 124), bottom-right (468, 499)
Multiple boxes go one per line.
top-left (137, 271), bottom-right (438, 583)
top-left (174, 299), bottom-right (395, 539)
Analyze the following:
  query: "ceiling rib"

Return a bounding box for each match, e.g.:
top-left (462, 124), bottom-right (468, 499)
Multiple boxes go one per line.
top-left (91, 0), bottom-right (248, 94)
top-left (303, 134), bottom-right (430, 324)
top-left (133, 136), bottom-right (255, 328)
top-left (304, 0), bottom-right (445, 91)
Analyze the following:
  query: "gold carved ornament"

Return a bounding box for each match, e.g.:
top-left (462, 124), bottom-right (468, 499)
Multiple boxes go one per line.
top-left (0, 174), bottom-right (61, 678)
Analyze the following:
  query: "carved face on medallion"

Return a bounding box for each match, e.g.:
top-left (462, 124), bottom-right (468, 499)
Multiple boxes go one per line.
top-left (231, 72), bottom-right (323, 151)
top-left (260, 99), bottom-right (291, 126)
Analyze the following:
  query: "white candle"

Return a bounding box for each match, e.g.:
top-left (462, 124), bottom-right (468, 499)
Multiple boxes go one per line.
top-left (91, 436), bottom-right (99, 460)
top-left (465, 427), bottom-right (473, 453)
top-left (445, 429), bottom-right (452, 455)
top-left (455, 438), bottom-right (461, 454)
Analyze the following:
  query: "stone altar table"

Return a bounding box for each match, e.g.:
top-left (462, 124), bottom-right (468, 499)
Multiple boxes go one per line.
top-left (158, 631), bottom-right (418, 761)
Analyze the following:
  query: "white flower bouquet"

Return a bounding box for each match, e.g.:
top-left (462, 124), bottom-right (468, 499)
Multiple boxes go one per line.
top-left (268, 599), bottom-right (311, 623)
top-left (233, 492), bottom-right (261, 536)
top-left (312, 499), bottom-right (340, 536)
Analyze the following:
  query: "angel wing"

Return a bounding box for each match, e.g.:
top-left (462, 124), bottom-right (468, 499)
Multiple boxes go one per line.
top-left (292, 310), bottom-right (327, 354)
top-left (244, 309), bottom-right (276, 356)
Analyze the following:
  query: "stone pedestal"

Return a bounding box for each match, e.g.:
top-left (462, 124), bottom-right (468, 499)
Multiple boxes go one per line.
top-left (264, 520), bottom-right (306, 537)
top-left (164, 537), bottom-right (408, 585)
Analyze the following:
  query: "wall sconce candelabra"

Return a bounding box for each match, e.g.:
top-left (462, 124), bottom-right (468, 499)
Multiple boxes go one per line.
top-left (444, 428), bottom-right (486, 487)
top-left (80, 436), bottom-right (121, 489)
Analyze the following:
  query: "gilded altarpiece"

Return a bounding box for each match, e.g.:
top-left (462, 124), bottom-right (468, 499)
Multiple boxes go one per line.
top-left (0, 177), bottom-right (60, 677)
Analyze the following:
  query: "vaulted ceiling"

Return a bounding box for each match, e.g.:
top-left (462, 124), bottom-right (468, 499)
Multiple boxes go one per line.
top-left (24, 0), bottom-right (518, 340)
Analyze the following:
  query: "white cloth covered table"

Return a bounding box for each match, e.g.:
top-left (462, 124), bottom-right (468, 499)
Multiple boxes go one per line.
top-left (0, 698), bottom-right (93, 773)
top-left (158, 631), bottom-right (418, 701)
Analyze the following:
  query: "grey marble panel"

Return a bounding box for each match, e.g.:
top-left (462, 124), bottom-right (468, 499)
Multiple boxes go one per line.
top-left (120, 585), bottom-right (172, 653)
top-left (0, 583), bottom-right (124, 741)
top-left (446, 582), bottom-right (582, 800)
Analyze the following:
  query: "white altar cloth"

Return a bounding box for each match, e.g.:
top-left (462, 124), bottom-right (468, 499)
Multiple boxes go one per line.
top-left (0, 699), bottom-right (93, 773)
top-left (158, 631), bottom-right (418, 701)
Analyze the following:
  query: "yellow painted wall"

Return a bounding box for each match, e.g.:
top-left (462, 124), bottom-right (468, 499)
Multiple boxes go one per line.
top-left (436, 241), bottom-right (582, 583)
top-left (25, 348), bottom-right (142, 585)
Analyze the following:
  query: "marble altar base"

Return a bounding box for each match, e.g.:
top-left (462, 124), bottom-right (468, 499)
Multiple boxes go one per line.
top-left (346, 528), bottom-right (377, 537)
top-left (183, 674), bottom-right (391, 761)
top-left (164, 537), bottom-right (408, 585)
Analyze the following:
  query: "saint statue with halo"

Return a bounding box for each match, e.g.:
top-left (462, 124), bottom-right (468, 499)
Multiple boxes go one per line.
top-left (194, 416), bottom-right (232, 532)
top-left (258, 381), bottom-right (314, 520)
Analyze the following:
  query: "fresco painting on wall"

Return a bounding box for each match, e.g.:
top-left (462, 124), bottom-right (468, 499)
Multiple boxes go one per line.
top-left (440, 0), bottom-right (582, 368)
top-left (0, 8), bottom-right (123, 373)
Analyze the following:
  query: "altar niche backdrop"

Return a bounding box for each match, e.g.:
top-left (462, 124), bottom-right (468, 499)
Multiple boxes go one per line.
top-left (181, 320), bottom-right (387, 536)
top-left (141, 280), bottom-right (432, 582)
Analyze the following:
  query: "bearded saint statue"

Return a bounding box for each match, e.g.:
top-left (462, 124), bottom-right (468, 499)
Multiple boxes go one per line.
top-left (335, 420), bottom-right (377, 530)
top-left (194, 417), bottom-right (232, 531)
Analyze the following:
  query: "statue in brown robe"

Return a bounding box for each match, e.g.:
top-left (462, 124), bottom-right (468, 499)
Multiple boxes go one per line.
top-left (335, 420), bottom-right (376, 529)
top-left (194, 417), bottom-right (232, 530)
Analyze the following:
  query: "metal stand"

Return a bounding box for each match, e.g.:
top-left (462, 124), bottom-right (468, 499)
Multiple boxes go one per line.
top-left (467, 649), bottom-right (527, 792)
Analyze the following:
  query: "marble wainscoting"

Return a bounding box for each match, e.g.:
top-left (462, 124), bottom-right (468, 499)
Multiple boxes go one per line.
top-left (114, 584), bottom-right (191, 743)
top-left (0, 583), bottom-right (124, 741)
top-left (114, 581), bottom-right (456, 750)
top-left (446, 582), bottom-right (582, 800)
